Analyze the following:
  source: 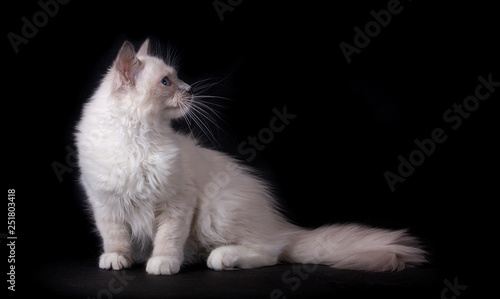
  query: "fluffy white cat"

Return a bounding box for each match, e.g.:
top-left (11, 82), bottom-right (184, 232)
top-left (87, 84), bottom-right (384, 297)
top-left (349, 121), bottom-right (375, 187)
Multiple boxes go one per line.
top-left (75, 39), bottom-right (426, 275)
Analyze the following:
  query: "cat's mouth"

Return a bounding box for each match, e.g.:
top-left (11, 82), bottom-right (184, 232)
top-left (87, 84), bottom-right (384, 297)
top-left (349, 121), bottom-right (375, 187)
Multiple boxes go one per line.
top-left (183, 92), bottom-right (193, 102)
top-left (180, 91), bottom-right (194, 107)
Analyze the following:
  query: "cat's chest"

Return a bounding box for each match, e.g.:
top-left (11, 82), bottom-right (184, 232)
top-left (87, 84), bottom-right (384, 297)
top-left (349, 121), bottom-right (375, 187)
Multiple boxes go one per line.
top-left (104, 132), bottom-right (180, 198)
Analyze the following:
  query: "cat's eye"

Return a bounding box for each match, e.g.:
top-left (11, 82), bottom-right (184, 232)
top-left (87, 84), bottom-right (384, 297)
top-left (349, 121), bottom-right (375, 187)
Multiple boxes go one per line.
top-left (161, 77), bottom-right (171, 87)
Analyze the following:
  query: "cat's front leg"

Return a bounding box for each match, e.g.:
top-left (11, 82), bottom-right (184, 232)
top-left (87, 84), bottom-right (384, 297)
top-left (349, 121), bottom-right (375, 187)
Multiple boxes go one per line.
top-left (94, 211), bottom-right (133, 270)
top-left (146, 204), bottom-right (193, 275)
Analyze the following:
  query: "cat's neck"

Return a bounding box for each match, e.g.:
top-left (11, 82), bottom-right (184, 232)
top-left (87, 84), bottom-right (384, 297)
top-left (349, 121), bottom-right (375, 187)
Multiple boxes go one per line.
top-left (118, 114), bottom-right (174, 141)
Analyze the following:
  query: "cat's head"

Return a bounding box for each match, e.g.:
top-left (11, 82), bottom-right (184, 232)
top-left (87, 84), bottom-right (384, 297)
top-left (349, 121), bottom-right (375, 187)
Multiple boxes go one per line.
top-left (109, 39), bottom-right (192, 120)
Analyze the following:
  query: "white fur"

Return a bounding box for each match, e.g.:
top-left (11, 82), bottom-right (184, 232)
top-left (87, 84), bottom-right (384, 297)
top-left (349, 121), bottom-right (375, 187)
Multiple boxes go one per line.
top-left (76, 40), bottom-right (426, 275)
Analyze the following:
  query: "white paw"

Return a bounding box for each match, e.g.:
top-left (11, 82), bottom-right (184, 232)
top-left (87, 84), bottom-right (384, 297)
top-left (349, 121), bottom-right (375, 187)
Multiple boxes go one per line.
top-left (99, 253), bottom-right (132, 270)
top-left (146, 256), bottom-right (181, 275)
top-left (207, 247), bottom-right (240, 271)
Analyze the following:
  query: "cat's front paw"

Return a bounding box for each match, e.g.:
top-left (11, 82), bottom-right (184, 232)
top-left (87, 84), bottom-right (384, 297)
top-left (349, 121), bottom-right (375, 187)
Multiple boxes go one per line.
top-left (99, 252), bottom-right (132, 270)
top-left (146, 256), bottom-right (181, 275)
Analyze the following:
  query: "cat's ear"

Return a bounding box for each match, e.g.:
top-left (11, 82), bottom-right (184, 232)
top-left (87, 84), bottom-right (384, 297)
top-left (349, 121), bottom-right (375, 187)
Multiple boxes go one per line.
top-left (137, 38), bottom-right (150, 57)
top-left (115, 41), bottom-right (143, 86)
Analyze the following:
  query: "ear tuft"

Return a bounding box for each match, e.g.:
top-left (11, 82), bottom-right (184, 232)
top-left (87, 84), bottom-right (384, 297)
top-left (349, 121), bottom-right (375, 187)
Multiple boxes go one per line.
top-left (115, 41), bottom-right (143, 86)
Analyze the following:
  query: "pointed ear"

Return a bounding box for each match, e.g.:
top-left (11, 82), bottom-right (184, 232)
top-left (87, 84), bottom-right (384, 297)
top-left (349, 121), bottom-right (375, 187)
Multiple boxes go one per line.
top-left (137, 38), bottom-right (150, 57)
top-left (115, 41), bottom-right (143, 85)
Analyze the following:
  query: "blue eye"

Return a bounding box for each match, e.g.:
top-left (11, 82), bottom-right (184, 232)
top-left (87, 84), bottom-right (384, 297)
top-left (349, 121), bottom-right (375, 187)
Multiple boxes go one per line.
top-left (161, 77), bottom-right (170, 86)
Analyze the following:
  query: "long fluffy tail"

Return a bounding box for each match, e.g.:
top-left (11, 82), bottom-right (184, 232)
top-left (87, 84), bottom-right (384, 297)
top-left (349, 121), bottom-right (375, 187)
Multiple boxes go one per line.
top-left (280, 224), bottom-right (427, 271)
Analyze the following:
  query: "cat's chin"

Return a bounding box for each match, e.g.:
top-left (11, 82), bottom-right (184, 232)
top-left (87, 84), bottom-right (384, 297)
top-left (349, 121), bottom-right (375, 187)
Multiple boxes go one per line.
top-left (163, 106), bottom-right (189, 120)
top-left (166, 97), bottom-right (192, 119)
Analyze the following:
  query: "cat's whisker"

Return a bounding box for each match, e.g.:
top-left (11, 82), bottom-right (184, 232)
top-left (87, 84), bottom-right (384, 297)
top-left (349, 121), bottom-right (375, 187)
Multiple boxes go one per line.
top-left (191, 73), bottom-right (233, 96)
top-left (189, 105), bottom-right (225, 133)
top-left (193, 95), bottom-right (232, 103)
top-left (162, 42), bottom-right (181, 70)
top-left (178, 76), bottom-right (234, 149)
top-left (186, 106), bottom-right (222, 149)
top-left (187, 97), bottom-right (231, 149)
top-left (188, 102), bottom-right (224, 132)
top-left (180, 102), bottom-right (197, 140)
top-left (192, 101), bottom-right (228, 125)
top-left (190, 77), bottom-right (217, 88)
top-left (192, 85), bottom-right (219, 96)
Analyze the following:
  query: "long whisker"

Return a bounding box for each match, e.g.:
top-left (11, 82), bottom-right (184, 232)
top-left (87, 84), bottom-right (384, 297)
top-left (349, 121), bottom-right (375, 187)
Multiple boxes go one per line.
top-left (192, 101), bottom-right (228, 125)
top-left (190, 77), bottom-right (218, 88)
top-left (193, 95), bottom-right (232, 102)
top-left (191, 73), bottom-right (234, 95)
top-left (189, 102), bottom-right (230, 136)
top-left (189, 105), bottom-right (226, 135)
top-left (180, 74), bottom-right (237, 149)
top-left (180, 102), bottom-right (197, 140)
top-left (187, 106), bottom-right (222, 149)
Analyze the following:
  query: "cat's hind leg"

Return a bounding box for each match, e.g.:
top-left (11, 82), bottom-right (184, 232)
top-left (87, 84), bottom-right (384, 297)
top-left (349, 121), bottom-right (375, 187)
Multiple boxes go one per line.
top-left (207, 245), bottom-right (279, 270)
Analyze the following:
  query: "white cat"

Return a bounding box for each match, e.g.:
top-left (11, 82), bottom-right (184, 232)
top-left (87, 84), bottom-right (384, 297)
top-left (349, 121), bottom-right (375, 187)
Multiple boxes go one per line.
top-left (76, 39), bottom-right (426, 275)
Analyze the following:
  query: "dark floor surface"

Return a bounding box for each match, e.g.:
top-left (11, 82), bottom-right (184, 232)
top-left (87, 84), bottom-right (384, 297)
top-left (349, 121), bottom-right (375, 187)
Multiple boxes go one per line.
top-left (32, 258), bottom-right (444, 299)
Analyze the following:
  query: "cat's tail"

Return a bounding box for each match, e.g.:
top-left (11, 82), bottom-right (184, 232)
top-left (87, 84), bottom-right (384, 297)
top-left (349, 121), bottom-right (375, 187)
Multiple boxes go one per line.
top-left (280, 224), bottom-right (427, 271)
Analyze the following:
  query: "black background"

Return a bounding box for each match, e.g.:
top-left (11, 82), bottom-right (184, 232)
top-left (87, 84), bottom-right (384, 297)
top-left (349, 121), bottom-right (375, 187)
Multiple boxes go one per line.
top-left (4, 0), bottom-right (500, 297)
